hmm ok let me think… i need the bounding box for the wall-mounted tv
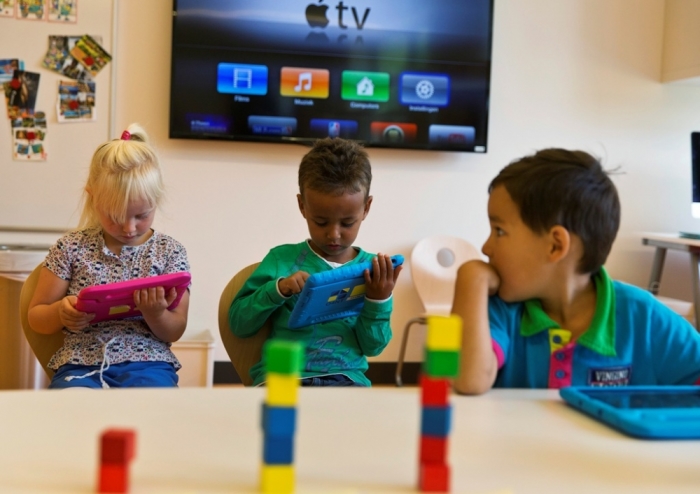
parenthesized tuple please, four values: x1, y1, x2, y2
(169, 0, 494, 152)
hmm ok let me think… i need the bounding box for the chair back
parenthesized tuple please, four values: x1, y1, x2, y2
(218, 262, 271, 386)
(410, 235, 482, 316)
(19, 264, 65, 378)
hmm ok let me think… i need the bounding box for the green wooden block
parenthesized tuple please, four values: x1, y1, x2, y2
(423, 349, 460, 378)
(264, 339, 305, 375)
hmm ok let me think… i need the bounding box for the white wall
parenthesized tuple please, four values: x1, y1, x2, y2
(3, 0, 700, 363)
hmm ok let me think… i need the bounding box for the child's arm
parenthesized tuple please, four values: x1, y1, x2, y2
(28, 267, 94, 334)
(452, 259, 501, 395)
(353, 253, 403, 356)
(228, 255, 293, 338)
(134, 287, 189, 343)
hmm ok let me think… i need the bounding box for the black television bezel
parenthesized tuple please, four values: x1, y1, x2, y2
(168, 0, 494, 153)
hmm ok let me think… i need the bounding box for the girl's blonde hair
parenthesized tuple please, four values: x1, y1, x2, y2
(78, 123, 165, 229)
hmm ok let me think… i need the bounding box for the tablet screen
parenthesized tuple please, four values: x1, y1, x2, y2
(580, 388, 700, 409)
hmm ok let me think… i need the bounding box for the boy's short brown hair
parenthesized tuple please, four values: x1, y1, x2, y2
(298, 137, 372, 199)
(490, 148, 620, 274)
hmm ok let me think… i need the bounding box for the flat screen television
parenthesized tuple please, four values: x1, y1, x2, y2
(169, 0, 494, 152)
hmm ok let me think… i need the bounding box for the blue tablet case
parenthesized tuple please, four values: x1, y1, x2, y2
(560, 386, 700, 439)
(287, 254, 404, 329)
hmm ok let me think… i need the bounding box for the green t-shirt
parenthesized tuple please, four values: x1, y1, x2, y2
(228, 241, 393, 386)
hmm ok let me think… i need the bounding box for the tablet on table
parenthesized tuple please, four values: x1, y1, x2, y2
(75, 272, 191, 324)
(560, 385, 700, 439)
(287, 254, 403, 329)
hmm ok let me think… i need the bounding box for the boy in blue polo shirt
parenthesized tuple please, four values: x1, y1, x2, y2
(453, 148, 700, 395)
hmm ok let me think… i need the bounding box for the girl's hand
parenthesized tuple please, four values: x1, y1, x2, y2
(58, 295, 94, 332)
(364, 253, 403, 300)
(134, 286, 177, 319)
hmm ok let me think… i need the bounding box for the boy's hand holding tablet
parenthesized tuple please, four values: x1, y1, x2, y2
(278, 271, 311, 297)
(286, 254, 403, 329)
(363, 253, 403, 301)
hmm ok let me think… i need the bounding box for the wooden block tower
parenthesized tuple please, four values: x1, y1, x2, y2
(260, 339, 304, 494)
(419, 315, 462, 492)
(97, 428, 136, 493)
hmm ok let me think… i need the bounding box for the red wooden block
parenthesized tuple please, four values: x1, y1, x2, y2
(101, 429, 136, 465)
(420, 435, 448, 464)
(98, 463, 129, 493)
(420, 374, 450, 406)
(419, 463, 450, 492)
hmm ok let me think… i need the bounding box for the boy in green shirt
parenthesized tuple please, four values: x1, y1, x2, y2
(228, 138, 402, 386)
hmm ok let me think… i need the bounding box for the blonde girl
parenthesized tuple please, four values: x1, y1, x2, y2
(28, 124, 190, 388)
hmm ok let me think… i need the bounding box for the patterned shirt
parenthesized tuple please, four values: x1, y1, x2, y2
(44, 228, 190, 370)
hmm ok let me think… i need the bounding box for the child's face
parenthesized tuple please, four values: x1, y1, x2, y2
(97, 196, 155, 250)
(298, 187, 371, 264)
(482, 185, 554, 302)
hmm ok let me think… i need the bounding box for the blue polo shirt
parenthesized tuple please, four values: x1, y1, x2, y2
(489, 268, 700, 388)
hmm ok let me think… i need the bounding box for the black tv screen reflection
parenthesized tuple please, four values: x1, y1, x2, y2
(169, 0, 494, 152)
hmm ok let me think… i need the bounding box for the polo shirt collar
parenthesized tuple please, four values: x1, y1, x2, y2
(519, 267, 616, 357)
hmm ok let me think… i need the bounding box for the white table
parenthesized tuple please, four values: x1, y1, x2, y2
(0, 387, 699, 493)
(642, 233, 700, 325)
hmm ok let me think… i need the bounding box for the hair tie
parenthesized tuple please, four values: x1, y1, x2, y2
(120, 130, 131, 141)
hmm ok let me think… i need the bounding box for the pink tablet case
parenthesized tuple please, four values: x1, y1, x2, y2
(75, 272, 191, 323)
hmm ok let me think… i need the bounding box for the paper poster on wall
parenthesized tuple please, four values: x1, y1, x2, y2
(11, 112, 47, 161)
(70, 35, 111, 78)
(16, 0, 44, 20)
(0, 59, 23, 83)
(0, 0, 15, 17)
(57, 79, 94, 122)
(48, 0, 76, 22)
(3, 69, 40, 119)
(42, 35, 101, 81)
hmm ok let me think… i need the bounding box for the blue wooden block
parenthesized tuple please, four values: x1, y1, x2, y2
(263, 434, 294, 465)
(261, 403, 296, 437)
(421, 404, 452, 437)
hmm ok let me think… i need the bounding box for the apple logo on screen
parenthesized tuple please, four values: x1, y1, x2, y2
(306, 0, 329, 28)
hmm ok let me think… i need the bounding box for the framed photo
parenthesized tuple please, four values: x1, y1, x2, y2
(16, 0, 45, 20)
(48, 0, 76, 22)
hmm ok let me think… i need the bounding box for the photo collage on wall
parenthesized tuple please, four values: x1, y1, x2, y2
(1, 0, 113, 161)
(43, 34, 108, 122)
(10, 113, 47, 161)
(1, 58, 47, 160)
(0, 0, 77, 22)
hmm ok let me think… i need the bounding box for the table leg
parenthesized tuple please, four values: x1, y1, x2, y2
(691, 253, 700, 330)
(648, 247, 667, 295)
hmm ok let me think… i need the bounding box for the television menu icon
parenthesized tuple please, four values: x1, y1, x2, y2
(400, 73, 450, 107)
(187, 114, 231, 134)
(280, 67, 329, 99)
(428, 125, 475, 148)
(248, 116, 297, 136)
(217, 63, 268, 95)
(370, 122, 417, 143)
(341, 71, 390, 102)
(309, 119, 359, 138)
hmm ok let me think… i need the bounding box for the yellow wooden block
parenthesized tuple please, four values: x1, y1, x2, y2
(260, 464, 294, 493)
(426, 315, 462, 351)
(266, 372, 299, 406)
